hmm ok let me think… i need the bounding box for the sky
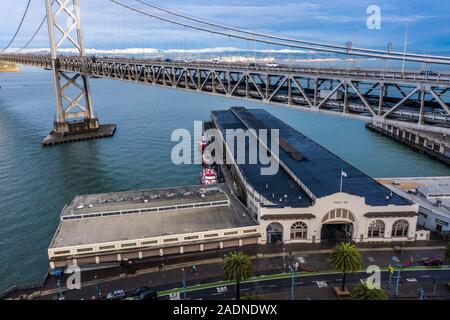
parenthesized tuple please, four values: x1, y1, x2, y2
(0, 0, 449, 54)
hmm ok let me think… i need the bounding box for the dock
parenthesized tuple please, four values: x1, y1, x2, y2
(367, 122, 450, 165)
(42, 124, 116, 146)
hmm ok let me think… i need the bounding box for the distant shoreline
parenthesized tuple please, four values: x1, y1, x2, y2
(0, 62, 21, 73)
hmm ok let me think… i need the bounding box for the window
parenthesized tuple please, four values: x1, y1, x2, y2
(54, 250, 71, 256)
(368, 220, 385, 238)
(121, 243, 137, 248)
(243, 229, 257, 234)
(99, 245, 115, 251)
(224, 231, 238, 236)
(141, 240, 158, 245)
(163, 238, 178, 243)
(184, 235, 199, 241)
(77, 247, 93, 253)
(435, 219, 449, 227)
(322, 209, 355, 223)
(290, 221, 307, 239)
(204, 233, 218, 238)
(391, 219, 409, 237)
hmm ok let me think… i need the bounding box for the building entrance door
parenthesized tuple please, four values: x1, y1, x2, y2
(266, 223, 283, 244)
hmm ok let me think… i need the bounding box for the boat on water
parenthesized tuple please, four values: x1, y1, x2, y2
(201, 167, 218, 185)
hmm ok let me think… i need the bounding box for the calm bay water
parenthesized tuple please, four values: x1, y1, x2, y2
(0, 67, 449, 291)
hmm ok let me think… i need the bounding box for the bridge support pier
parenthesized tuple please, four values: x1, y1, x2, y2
(43, 0, 115, 145)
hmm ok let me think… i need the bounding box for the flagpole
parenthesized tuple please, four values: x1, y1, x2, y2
(340, 170, 343, 192)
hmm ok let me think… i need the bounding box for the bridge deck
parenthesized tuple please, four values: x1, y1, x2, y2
(2, 54, 450, 133)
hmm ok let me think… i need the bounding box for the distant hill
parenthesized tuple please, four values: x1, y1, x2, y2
(0, 62, 20, 72)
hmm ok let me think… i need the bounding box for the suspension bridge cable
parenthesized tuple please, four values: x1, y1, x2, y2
(15, 0, 55, 53)
(1, 0, 33, 53)
(108, 0, 450, 65)
(135, 0, 450, 62)
(15, 14, 47, 53)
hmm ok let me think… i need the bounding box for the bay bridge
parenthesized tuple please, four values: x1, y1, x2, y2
(1, 0, 450, 143)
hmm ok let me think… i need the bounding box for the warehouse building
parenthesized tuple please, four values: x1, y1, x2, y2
(48, 184, 259, 269)
(210, 107, 427, 244)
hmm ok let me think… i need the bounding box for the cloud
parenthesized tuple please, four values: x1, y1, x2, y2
(0, 0, 449, 53)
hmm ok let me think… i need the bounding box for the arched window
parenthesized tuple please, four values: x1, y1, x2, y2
(368, 220, 385, 238)
(290, 221, 307, 239)
(322, 208, 355, 223)
(391, 219, 409, 237)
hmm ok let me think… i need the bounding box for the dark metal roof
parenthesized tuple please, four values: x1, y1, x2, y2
(211, 110, 312, 208)
(211, 107, 412, 207)
(364, 212, 418, 218)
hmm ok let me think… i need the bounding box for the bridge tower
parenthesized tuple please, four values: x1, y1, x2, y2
(45, 0, 100, 137)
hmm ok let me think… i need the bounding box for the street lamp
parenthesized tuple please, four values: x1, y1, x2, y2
(392, 256, 402, 297)
(57, 278, 62, 299)
(401, 242, 405, 261)
(94, 274, 100, 297)
(388, 265, 394, 289)
(290, 264, 296, 300)
(282, 246, 286, 273)
(181, 268, 186, 300)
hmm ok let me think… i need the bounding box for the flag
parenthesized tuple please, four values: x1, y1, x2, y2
(341, 170, 347, 178)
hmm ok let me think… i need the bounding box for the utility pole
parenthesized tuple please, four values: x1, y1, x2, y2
(433, 277, 437, 296)
(388, 265, 394, 289)
(182, 268, 186, 299)
(401, 22, 409, 75)
(290, 264, 296, 300)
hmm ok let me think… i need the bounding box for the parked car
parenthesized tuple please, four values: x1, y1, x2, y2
(106, 289, 126, 300)
(132, 286, 152, 297)
(422, 257, 444, 266)
(138, 289, 158, 300)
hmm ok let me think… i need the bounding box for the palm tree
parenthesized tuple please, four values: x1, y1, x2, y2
(330, 242, 362, 291)
(224, 251, 252, 300)
(445, 243, 450, 263)
(351, 282, 388, 300)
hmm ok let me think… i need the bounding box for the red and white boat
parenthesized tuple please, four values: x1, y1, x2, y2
(201, 167, 218, 185)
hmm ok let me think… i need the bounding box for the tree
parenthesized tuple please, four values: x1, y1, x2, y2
(445, 243, 450, 263)
(224, 251, 252, 300)
(330, 242, 362, 291)
(351, 282, 388, 300)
